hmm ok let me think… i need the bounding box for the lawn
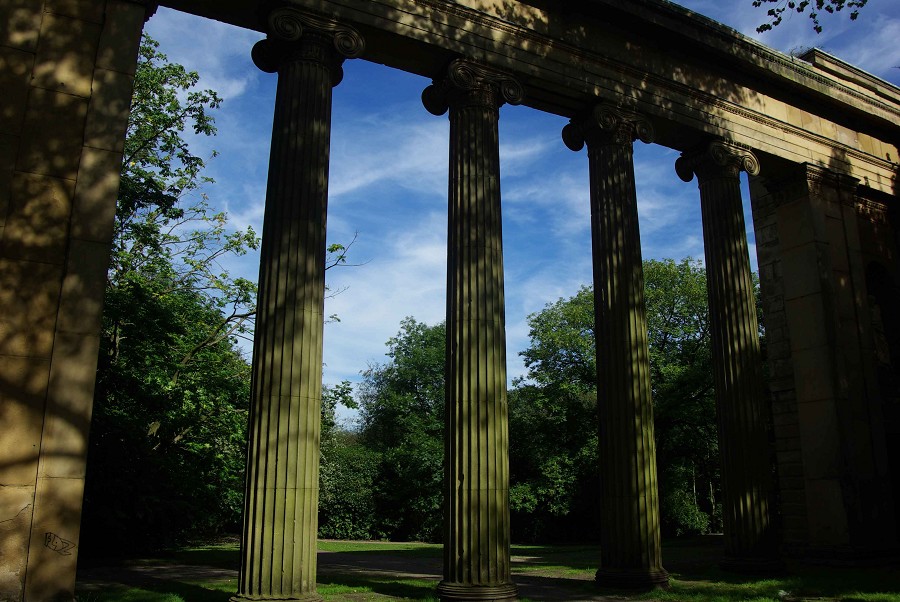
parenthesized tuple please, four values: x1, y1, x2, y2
(75, 538, 900, 601)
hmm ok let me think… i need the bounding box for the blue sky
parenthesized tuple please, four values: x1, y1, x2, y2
(144, 2, 900, 422)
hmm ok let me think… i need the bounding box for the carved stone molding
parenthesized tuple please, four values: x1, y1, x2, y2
(753, 163, 859, 209)
(422, 58, 524, 115)
(804, 163, 860, 205)
(857, 197, 890, 225)
(561, 103, 654, 150)
(676, 139, 761, 182)
(251, 6, 364, 81)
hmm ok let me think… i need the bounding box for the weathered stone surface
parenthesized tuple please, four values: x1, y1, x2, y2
(24, 475, 87, 600)
(564, 103, 668, 589)
(15, 89, 89, 181)
(0, 47, 33, 136)
(0, 2, 142, 600)
(235, 8, 363, 601)
(0, 486, 33, 601)
(2, 172, 75, 265)
(85, 69, 136, 153)
(0, 258, 64, 358)
(678, 140, 781, 571)
(70, 147, 124, 243)
(95, 1, 146, 74)
(0, 356, 51, 485)
(428, 58, 520, 601)
(0, 0, 42, 52)
(31, 14, 102, 98)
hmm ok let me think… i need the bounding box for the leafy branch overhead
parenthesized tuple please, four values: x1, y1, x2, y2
(752, 0, 868, 33)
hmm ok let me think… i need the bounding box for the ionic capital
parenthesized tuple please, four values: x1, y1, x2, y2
(675, 140, 760, 183)
(422, 59, 524, 115)
(561, 103, 654, 151)
(251, 6, 365, 82)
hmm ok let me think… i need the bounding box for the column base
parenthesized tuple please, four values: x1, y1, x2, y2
(595, 566, 670, 590)
(230, 594, 323, 601)
(437, 580, 518, 601)
(720, 554, 786, 575)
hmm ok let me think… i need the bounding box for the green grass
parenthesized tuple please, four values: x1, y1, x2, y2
(317, 574, 440, 600)
(76, 538, 900, 601)
(319, 539, 442, 557)
(76, 578, 236, 602)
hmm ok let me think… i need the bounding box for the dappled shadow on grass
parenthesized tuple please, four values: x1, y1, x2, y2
(75, 538, 900, 601)
(169, 545, 241, 570)
(318, 573, 439, 600)
(76, 572, 236, 602)
(654, 537, 899, 601)
(511, 543, 599, 571)
(319, 544, 443, 559)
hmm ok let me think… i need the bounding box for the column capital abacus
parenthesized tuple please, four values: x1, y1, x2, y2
(251, 6, 365, 83)
(421, 59, 524, 115)
(676, 139, 760, 183)
(561, 103, 654, 151)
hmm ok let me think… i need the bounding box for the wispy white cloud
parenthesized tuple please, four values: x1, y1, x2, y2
(143, 0, 886, 414)
(830, 17, 900, 79)
(146, 8, 261, 100)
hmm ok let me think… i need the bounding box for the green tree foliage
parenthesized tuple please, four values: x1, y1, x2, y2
(81, 36, 258, 554)
(508, 287, 601, 542)
(319, 382, 379, 540)
(357, 318, 446, 542)
(510, 259, 746, 540)
(752, 0, 868, 33)
(644, 258, 719, 536)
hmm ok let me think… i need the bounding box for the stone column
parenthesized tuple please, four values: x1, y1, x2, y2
(562, 104, 669, 589)
(675, 140, 781, 572)
(234, 9, 363, 601)
(422, 59, 522, 602)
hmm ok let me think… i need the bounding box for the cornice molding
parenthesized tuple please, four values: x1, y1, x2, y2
(410, 0, 900, 124)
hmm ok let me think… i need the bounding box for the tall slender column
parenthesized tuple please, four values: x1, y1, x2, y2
(562, 104, 669, 589)
(234, 9, 363, 601)
(422, 59, 522, 602)
(675, 140, 781, 572)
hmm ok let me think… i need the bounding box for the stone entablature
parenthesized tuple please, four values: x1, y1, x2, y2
(163, 0, 899, 195)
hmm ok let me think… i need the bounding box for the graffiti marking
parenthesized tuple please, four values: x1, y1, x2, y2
(44, 532, 76, 555)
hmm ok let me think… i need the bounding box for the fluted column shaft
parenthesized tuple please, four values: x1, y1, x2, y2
(676, 141, 780, 571)
(423, 60, 522, 602)
(563, 105, 668, 589)
(235, 9, 363, 601)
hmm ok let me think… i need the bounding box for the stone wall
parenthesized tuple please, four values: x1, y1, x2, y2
(750, 165, 899, 557)
(0, 1, 144, 599)
(750, 177, 809, 550)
